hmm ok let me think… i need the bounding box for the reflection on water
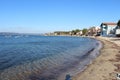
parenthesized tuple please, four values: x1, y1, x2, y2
(0, 36, 97, 80)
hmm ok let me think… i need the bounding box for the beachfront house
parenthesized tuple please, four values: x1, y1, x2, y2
(100, 22, 117, 36)
(87, 28, 95, 36)
(87, 27, 101, 36)
(96, 27, 101, 36)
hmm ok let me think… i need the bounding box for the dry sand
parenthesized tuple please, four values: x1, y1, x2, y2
(72, 37, 120, 80)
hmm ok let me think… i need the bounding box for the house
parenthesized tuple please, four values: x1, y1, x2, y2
(95, 26, 101, 33)
(87, 27, 100, 36)
(95, 27, 101, 36)
(100, 22, 117, 36)
(76, 30, 83, 36)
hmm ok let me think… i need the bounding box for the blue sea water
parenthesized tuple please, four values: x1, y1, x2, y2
(0, 35, 99, 80)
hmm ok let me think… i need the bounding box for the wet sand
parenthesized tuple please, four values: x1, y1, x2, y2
(73, 36, 120, 80)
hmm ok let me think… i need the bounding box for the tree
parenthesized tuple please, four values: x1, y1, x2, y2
(71, 29, 80, 35)
(75, 29, 80, 33)
(117, 20, 120, 27)
(82, 28, 88, 35)
(71, 30, 76, 35)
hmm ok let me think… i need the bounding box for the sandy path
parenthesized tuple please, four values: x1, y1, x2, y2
(73, 37, 120, 80)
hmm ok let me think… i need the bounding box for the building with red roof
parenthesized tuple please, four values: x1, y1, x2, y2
(100, 22, 117, 36)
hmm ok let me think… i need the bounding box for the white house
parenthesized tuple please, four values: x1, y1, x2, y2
(100, 22, 117, 36)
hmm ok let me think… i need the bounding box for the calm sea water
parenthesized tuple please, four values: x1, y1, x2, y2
(0, 35, 98, 80)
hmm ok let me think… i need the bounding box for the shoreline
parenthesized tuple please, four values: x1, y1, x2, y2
(57, 37, 103, 80)
(72, 36, 120, 80)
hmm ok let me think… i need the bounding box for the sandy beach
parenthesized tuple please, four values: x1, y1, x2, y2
(73, 36, 120, 80)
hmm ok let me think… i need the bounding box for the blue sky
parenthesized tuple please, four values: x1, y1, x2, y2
(0, 0, 120, 33)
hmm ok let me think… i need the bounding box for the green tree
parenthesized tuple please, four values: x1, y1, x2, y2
(71, 29, 80, 35)
(117, 20, 120, 27)
(82, 28, 88, 35)
(71, 30, 75, 35)
(75, 29, 80, 33)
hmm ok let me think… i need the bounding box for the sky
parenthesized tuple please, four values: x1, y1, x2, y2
(0, 0, 120, 33)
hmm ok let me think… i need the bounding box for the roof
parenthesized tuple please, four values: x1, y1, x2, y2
(101, 22, 117, 25)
